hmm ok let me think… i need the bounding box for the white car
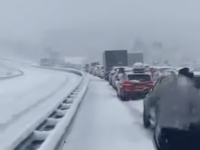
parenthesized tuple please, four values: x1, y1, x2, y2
(150, 66, 173, 81)
(94, 65, 103, 77)
(100, 68, 105, 78)
(109, 66, 124, 85)
(112, 67, 133, 89)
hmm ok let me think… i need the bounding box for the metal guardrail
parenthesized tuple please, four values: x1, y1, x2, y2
(7, 67, 88, 150)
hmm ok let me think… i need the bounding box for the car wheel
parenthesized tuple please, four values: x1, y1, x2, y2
(120, 94, 129, 101)
(143, 109, 151, 128)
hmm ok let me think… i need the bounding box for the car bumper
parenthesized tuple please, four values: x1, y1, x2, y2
(121, 89, 149, 99)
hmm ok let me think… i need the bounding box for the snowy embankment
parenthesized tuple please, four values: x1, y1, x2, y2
(0, 66, 89, 150)
(0, 63, 23, 79)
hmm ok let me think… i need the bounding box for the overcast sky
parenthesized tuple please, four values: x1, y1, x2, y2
(0, 0, 200, 61)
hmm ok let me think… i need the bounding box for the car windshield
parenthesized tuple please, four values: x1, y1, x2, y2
(128, 74, 151, 81)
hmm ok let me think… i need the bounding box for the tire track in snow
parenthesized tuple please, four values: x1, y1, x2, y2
(122, 101, 153, 140)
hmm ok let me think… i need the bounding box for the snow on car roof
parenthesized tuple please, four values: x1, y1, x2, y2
(162, 69, 200, 77)
(150, 66, 173, 69)
(112, 66, 127, 69)
(126, 72, 151, 76)
(193, 71, 200, 76)
(125, 67, 133, 71)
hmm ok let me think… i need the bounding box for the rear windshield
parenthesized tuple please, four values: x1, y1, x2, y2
(128, 74, 151, 81)
(193, 76, 200, 89)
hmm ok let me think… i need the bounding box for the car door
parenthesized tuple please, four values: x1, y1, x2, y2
(144, 76, 168, 123)
(144, 76, 165, 109)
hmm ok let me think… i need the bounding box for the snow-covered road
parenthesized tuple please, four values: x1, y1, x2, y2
(0, 60, 82, 149)
(0, 65, 70, 125)
(62, 76, 154, 150)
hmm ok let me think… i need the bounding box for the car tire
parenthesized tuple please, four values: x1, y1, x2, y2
(143, 109, 151, 128)
(120, 94, 129, 101)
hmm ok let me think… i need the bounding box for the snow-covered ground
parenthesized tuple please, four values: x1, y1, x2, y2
(0, 62, 22, 78)
(0, 60, 82, 149)
(62, 76, 154, 150)
(0, 67, 68, 125)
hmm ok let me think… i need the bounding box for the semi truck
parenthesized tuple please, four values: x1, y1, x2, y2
(128, 52, 144, 66)
(103, 50, 128, 71)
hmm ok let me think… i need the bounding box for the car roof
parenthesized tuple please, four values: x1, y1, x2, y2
(161, 70, 200, 78)
(124, 67, 133, 71)
(113, 66, 130, 70)
(194, 71, 200, 76)
(150, 66, 173, 69)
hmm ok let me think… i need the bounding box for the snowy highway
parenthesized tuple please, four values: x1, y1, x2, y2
(0, 64, 71, 124)
(0, 60, 156, 150)
(62, 76, 155, 150)
(0, 60, 83, 150)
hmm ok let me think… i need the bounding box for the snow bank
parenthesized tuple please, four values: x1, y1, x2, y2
(0, 73, 67, 124)
(32, 64, 83, 76)
(0, 69, 23, 79)
(38, 75, 89, 150)
(0, 62, 23, 79)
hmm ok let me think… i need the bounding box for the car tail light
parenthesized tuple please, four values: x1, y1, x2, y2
(146, 81, 154, 87)
(122, 81, 132, 87)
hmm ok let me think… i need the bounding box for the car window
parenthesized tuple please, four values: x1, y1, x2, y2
(127, 74, 151, 81)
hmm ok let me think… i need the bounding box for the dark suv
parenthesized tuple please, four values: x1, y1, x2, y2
(143, 70, 200, 129)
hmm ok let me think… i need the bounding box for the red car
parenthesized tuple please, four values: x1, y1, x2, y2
(117, 72, 153, 100)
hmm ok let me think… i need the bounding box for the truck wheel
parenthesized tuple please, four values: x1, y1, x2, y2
(143, 109, 151, 128)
